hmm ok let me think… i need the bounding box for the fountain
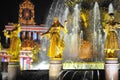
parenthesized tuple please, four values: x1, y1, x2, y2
(32, 0, 120, 80)
(45, 0, 68, 26)
(41, 0, 105, 63)
(92, 2, 104, 61)
(32, 0, 107, 70)
(64, 4, 81, 60)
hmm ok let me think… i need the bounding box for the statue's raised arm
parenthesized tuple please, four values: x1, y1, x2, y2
(4, 24, 21, 62)
(3, 29, 10, 38)
(115, 22, 120, 29)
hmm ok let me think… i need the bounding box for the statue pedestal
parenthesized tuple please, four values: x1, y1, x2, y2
(8, 62, 20, 80)
(49, 60, 62, 80)
(105, 58, 119, 80)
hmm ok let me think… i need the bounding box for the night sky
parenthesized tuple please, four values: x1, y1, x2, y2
(0, 0, 53, 46)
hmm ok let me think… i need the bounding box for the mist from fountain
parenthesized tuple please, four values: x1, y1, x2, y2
(71, 4, 80, 57)
(92, 2, 104, 61)
(32, 1, 111, 80)
(45, 0, 68, 27)
(64, 4, 81, 61)
(33, 1, 106, 70)
(41, 0, 82, 61)
(33, 0, 70, 69)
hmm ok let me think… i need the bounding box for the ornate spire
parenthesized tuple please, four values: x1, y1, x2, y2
(19, 0, 35, 25)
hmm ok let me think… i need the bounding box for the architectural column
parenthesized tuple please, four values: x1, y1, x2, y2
(22, 31, 26, 40)
(20, 52, 24, 70)
(28, 31, 31, 39)
(33, 32, 37, 40)
(36, 32, 39, 40)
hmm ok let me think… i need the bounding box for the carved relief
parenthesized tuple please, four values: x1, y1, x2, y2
(19, 0, 35, 25)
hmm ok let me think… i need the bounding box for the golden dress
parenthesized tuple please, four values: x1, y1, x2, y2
(42, 23, 67, 59)
(104, 24, 119, 50)
(4, 24, 21, 61)
(104, 22, 120, 58)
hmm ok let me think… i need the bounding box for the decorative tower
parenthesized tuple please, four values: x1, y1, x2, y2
(19, 0, 35, 25)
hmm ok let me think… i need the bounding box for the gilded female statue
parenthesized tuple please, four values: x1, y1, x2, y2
(41, 17, 67, 60)
(103, 13, 120, 58)
(4, 24, 21, 61)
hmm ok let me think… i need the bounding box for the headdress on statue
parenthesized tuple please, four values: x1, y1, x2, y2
(53, 17, 59, 21)
(53, 17, 60, 24)
(108, 3, 114, 16)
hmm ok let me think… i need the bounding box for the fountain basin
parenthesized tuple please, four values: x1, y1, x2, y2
(32, 62, 105, 70)
(63, 62, 104, 69)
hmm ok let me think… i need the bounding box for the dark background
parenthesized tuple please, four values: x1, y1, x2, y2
(0, 0, 53, 25)
(0, 0, 53, 46)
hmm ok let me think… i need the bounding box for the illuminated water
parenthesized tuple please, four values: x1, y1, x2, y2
(33, 1, 113, 70)
(92, 2, 104, 61)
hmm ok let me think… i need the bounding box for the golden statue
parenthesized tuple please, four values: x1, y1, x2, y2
(41, 17, 67, 60)
(103, 13, 120, 58)
(4, 24, 21, 62)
